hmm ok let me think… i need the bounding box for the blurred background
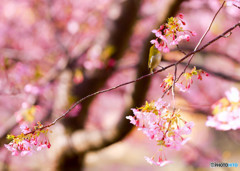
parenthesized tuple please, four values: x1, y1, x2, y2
(0, 0, 240, 170)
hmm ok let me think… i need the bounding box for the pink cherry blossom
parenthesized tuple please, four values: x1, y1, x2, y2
(225, 87, 239, 102)
(125, 115, 136, 125)
(150, 14, 196, 53)
(4, 143, 19, 156)
(178, 122, 195, 135)
(226, 0, 240, 6)
(176, 83, 189, 92)
(126, 98, 194, 166)
(174, 67, 208, 93)
(5, 123, 51, 156)
(20, 124, 31, 134)
(206, 87, 240, 131)
(144, 156, 172, 167)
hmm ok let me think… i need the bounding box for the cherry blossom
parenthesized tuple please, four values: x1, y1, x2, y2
(144, 155, 172, 167)
(225, 87, 239, 102)
(226, 0, 240, 6)
(126, 98, 194, 166)
(150, 13, 196, 53)
(206, 87, 240, 131)
(20, 124, 31, 134)
(161, 67, 208, 93)
(4, 122, 51, 156)
(175, 83, 189, 93)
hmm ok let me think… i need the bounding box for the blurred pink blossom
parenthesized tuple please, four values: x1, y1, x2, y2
(144, 156, 172, 167)
(226, 0, 240, 6)
(206, 87, 240, 131)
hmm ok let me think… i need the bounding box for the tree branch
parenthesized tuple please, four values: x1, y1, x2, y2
(40, 21, 240, 132)
(55, 0, 187, 170)
(62, 0, 143, 132)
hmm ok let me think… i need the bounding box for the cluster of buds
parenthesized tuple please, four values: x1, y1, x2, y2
(150, 13, 196, 53)
(206, 87, 240, 131)
(4, 122, 51, 156)
(126, 98, 194, 166)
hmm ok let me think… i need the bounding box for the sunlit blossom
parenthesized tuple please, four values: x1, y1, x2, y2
(126, 98, 194, 166)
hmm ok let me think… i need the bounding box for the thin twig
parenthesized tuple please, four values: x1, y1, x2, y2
(161, 65, 178, 141)
(177, 45, 187, 55)
(233, 4, 240, 9)
(177, 1, 226, 82)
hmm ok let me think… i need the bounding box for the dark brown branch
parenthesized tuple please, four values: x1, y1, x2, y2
(40, 21, 240, 132)
(233, 4, 240, 9)
(56, 1, 187, 169)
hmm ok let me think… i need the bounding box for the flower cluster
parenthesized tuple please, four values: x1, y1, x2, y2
(176, 67, 209, 92)
(4, 122, 51, 156)
(150, 13, 196, 53)
(160, 73, 174, 93)
(160, 67, 208, 93)
(126, 98, 194, 166)
(206, 87, 240, 131)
